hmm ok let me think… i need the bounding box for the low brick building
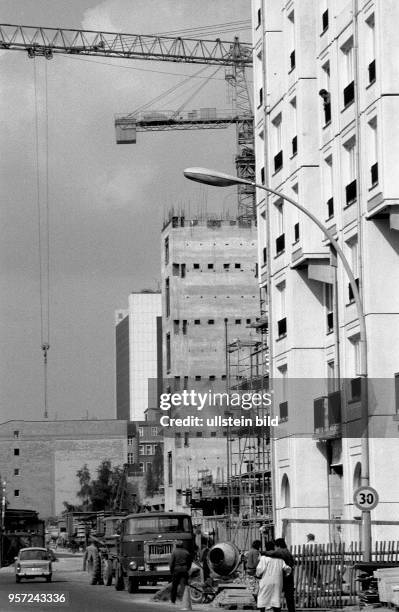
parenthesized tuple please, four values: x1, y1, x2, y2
(0, 419, 128, 519)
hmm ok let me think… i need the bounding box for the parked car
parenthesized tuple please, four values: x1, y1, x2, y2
(15, 547, 52, 583)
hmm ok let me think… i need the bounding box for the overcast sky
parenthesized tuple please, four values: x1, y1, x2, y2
(0, 0, 250, 422)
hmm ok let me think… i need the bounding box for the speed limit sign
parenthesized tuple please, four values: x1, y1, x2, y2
(353, 486, 379, 511)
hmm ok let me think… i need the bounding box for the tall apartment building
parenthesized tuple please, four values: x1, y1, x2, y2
(161, 215, 260, 512)
(115, 291, 162, 422)
(252, 0, 399, 544)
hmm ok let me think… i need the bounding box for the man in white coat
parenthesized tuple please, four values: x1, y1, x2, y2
(256, 541, 291, 612)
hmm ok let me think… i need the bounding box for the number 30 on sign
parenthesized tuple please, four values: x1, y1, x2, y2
(353, 486, 379, 511)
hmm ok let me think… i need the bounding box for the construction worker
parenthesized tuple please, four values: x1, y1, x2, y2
(169, 541, 193, 605)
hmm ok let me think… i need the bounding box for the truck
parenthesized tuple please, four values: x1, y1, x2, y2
(84, 511, 195, 593)
(1, 509, 45, 567)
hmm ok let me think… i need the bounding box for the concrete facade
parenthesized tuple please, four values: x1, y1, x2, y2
(115, 291, 162, 421)
(252, 0, 399, 544)
(161, 215, 259, 512)
(0, 419, 127, 519)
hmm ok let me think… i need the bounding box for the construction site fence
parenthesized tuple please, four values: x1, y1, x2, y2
(288, 541, 399, 608)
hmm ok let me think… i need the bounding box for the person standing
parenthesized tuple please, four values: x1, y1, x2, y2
(256, 541, 291, 612)
(246, 540, 262, 576)
(265, 538, 296, 612)
(169, 542, 193, 604)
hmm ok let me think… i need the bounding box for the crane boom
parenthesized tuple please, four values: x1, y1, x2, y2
(0, 23, 252, 66)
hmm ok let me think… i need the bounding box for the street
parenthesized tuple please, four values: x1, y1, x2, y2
(0, 553, 193, 612)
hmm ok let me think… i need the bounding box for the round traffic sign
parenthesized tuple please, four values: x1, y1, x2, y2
(353, 486, 379, 511)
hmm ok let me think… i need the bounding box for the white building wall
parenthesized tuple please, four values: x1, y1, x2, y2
(253, 0, 399, 545)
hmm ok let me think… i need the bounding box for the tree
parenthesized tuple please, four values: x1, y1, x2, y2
(90, 460, 113, 511)
(76, 464, 91, 509)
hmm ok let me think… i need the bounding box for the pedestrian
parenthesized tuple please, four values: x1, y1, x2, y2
(246, 540, 262, 576)
(305, 533, 321, 588)
(199, 538, 211, 583)
(256, 541, 291, 612)
(169, 541, 193, 605)
(265, 537, 296, 612)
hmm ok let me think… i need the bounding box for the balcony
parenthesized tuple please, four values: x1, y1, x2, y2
(290, 50, 296, 71)
(368, 59, 376, 84)
(277, 317, 287, 338)
(343, 81, 355, 107)
(292, 135, 297, 156)
(327, 197, 334, 219)
(275, 233, 285, 255)
(313, 390, 342, 439)
(274, 150, 283, 173)
(371, 162, 378, 187)
(345, 179, 357, 205)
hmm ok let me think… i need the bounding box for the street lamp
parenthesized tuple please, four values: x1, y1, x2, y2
(184, 167, 371, 560)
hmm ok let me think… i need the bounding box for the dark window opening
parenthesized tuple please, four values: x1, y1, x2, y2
(164, 236, 169, 265)
(184, 432, 189, 447)
(327, 197, 334, 218)
(324, 100, 331, 125)
(14, 490, 20, 497)
(165, 278, 170, 317)
(193, 263, 200, 269)
(235, 263, 241, 269)
(181, 263, 186, 278)
(276, 233, 285, 255)
(262, 247, 267, 265)
(235, 319, 242, 325)
(196, 432, 203, 437)
(168, 451, 173, 485)
(279, 401, 288, 421)
(327, 311, 334, 333)
(371, 162, 378, 186)
(343, 80, 355, 107)
(259, 87, 263, 106)
(246, 318, 251, 324)
(14, 430, 19, 439)
(274, 150, 283, 173)
(292, 135, 297, 156)
(166, 333, 171, 372)
(195, 375, 201, 381)
(208, 319, 215, 325)
(322, 9, 329, 32)
(172, 263, 179, 276)
(182, 320, 187, 335)
(257, 7, 262, 27)
(208, 263, 214, 270)
(194, 319, 200, 325)
(260, 166, 265, 184)
(173, 320, 179, 334)
(278, 317, 287, 338)
(290, 50, 296, 70)
(224, 263, 230, 270)
(14, 448, 19, 456)
(345, 179, 357, 205)
(209, 375, 216, 381)
(368, 59, 376, 84)
(14, 469, 19, 476)
(294, 222, 300, 242)
(348, 278, 360, 303)
(350, 377, 361, 401)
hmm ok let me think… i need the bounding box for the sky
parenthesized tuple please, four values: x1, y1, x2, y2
(0, 0, 251, 422)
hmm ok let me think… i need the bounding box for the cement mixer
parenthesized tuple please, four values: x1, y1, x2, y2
(207, 542, 241, 577)
(189, 542, 243, 604)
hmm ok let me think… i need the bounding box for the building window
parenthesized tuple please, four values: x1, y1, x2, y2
(184, 432, 189, 447)
(127, 453, 134, 465)
(208, 263, 214, 270)
(139, 462, 144, 473)
(181, 263, 186, 278)
(224, 263, 230, 270)
(146, 462, 152, 473)
(278, 365, 288, 421)
(146, 444, 153, 455)
(343, 137, 357, 206)
(257, 7, 262, 27)
(209, 375, 216, 381)
(366, 14, 376, 84)
(321, 61, 331, 125)
(14, 490, 19, 497)
(182, 320, 187, 335)
(165, 277, 170, 317)
(127, 436, 134, 446)
(196, 432, 203, 437)
(275, 201, 285, 255)
(14, 469, 19, 476)
(173, 320, 179, 334)
(325, 284, 334, 333)
(235, 263, 241, 269)
(260, 166, 265, 184)
(259, 87, 263, 107)
(276, 282, 287, 338)
(327, 360, 336, 394)
(293, 222, 300, 243)
(246, 319, 251, 324)
(195, 375, 201, 381)
(168, 451, 173, 484)
(14, 448, 19, 456)
(193, 263, 200, 269)
(347, 236, 359, 303)
(272, 114, 283, 172)
(341, 37, 355, 107)
(151, 427, 158, 436)
(235, 319, 242, 325)
(139, 445, 145, 455)
(322, 9, 329, 32)
(262, 247, 267, 265)
(164, 236, 169, 265)
(14, 430, 19, 439)
(172, 263, 179, 276)
(368, 117, 378, 187)
(288, 10, 295, 71)
(194, 320, 200, 325)
(138, 427, 144, 437)
(323, 155, 333, 217)
(208, 319, 215, 325)
(166, 333, 171, 372)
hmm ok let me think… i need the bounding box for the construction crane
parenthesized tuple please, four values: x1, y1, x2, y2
(0, 23, 255, 221)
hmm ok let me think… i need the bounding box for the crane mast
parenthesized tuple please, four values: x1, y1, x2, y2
(0, 23, 255, 220)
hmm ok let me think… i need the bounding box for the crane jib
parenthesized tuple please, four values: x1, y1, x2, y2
(0, 24, 253, 66)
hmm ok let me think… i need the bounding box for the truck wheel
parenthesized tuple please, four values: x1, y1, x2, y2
(102, 558, 113, 586)
(15, 576, 21, 584)
(114, 563, 125, 591)
(127, 577, 139, 593)
(46, 575, 52, 583)
(87, 548, 101, 585)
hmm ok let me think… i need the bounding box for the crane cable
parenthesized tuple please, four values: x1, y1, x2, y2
(33, 57, 51, 419)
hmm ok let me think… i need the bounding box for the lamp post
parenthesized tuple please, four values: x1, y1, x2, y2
(184, 167, 371, 560)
